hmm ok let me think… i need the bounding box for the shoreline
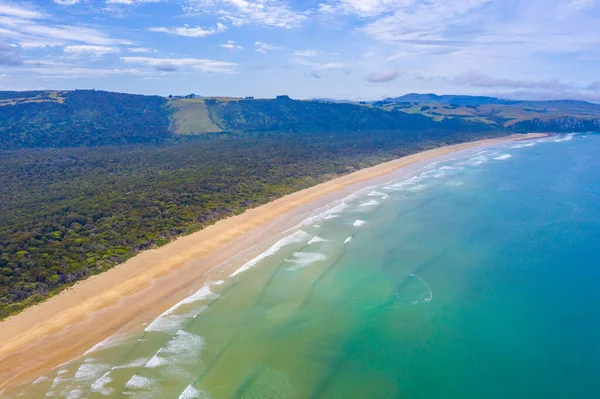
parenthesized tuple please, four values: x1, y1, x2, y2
(0, 133, 546, 393)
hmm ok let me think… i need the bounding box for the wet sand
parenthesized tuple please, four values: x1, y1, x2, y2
(0, 133, 545, 393)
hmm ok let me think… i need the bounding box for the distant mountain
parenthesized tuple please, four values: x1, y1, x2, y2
(384, 93, 517, 106)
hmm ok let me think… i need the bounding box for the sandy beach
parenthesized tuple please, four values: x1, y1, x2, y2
(0, 133, 545, 394)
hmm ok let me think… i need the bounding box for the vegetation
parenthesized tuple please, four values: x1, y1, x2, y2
(0, 90, 170, 150)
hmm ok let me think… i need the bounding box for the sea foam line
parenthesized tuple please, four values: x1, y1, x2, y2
(230, 230, 311, 277)
(493, 154, 513, 161)
(410, 274, 433, 304)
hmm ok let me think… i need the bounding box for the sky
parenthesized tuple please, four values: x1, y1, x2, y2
(0, 0, 599, 100)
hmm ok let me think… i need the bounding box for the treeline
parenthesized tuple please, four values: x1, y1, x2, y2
(0, 128, 501, 319)
(0, 90, 171, 150)
(207, 97, 493, 135)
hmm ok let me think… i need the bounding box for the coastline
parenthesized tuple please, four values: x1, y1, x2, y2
(0, 133, 546, 393)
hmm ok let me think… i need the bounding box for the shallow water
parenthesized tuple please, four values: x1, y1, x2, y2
(9, 133, 600, 398)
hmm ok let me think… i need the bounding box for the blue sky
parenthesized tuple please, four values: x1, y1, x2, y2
(0, 0, 599, 100)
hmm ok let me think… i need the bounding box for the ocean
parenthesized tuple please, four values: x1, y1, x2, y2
(9, 132, 600, 399)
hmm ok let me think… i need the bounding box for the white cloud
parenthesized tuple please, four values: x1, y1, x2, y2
(121, 56, 237, 73)
(184, 0, 308, 29)
(219, 40, 243, 49)
(294, 50, 318, 57)
(54, 0, 82, 5)
(0, 3, 45, 19)
(106, 0, 165, 4)
(255, 41, 286, 53)
(127, 47, 151, 53)
(64, 45, 120, 56)
(148, 23, 227, 37)
(0, 14, 130, 48)
(292, 56, 348, 70)
(319, 0, 406, 17)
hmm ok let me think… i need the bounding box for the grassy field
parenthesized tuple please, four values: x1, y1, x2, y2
(168, 98, 223, 134)
(0, 91, 66, 106)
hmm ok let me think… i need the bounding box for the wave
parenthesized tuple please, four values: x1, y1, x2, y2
(286, 252, 327, 270)
(553, 133, 576, 142)
(74, 359, 109, 382)
(125, 374, 152, 389)
(145, 330, 205, 370)
(344, 237, 352, 244)
(384, 176, 421, 190)
(353, 219, 366, 227)
(84, 333, 126, 355)
(230, 230, 311, 277)
(360, 200, 380, 207)
(407, 184, 427, 192)
(144, 309, 202, 333)
(300, 201, 349, 226)
(493, 154, 513, 161)
(368, 190, 386, 197)
(308, 235, 328, 245)
(178, 385, 206, 399)
(90, 372, 113, 396)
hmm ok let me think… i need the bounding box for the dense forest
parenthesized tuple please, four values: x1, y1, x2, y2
(0, 90, 170, 150)
(0, 89, 595, 319)
(206, 96, 493, 135)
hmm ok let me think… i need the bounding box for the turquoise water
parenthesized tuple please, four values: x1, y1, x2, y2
(9, 133, 600, 398)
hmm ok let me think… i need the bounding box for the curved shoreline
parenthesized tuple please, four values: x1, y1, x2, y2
(0, 134, 546, 393)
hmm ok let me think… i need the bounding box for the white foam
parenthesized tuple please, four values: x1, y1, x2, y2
(178, 385, 206, 399)
(300, 201, 349, 226)
(144, 313, 193, 333)
(212, 280, 225, 285)
(494, 154, 513, 160)
(344, 237, 352, 244)
(91, 372, 113, 396)
(84, 334, 125, 355)
(368, 191, 386, 197)
(439, 165, 462, 171)
(111, 358, 150, 370)
(382, 194, 390, 200)
(66, 389, 83, 399)
(553, 133, 576, 142)
(385, 176, 421, 190)
(353, 219, 366, 227)
(145, 349, 166, 368)
(407, 184, 427, 192)
(308, 235, 328, 245)
(125, 374, 152, 389)
(152, 286, 217, 320)
(230, 230, 311, 277)
(461, 155, 488, 166)
(421, 170, 446, 178)
(286, 252, 327, 269)
(410, 274, 433, 304)
(145, 330, 205, 370)
(74, 359, 108, 381)
(360, 200, 380, 207)
(33, 375, 49, 385)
